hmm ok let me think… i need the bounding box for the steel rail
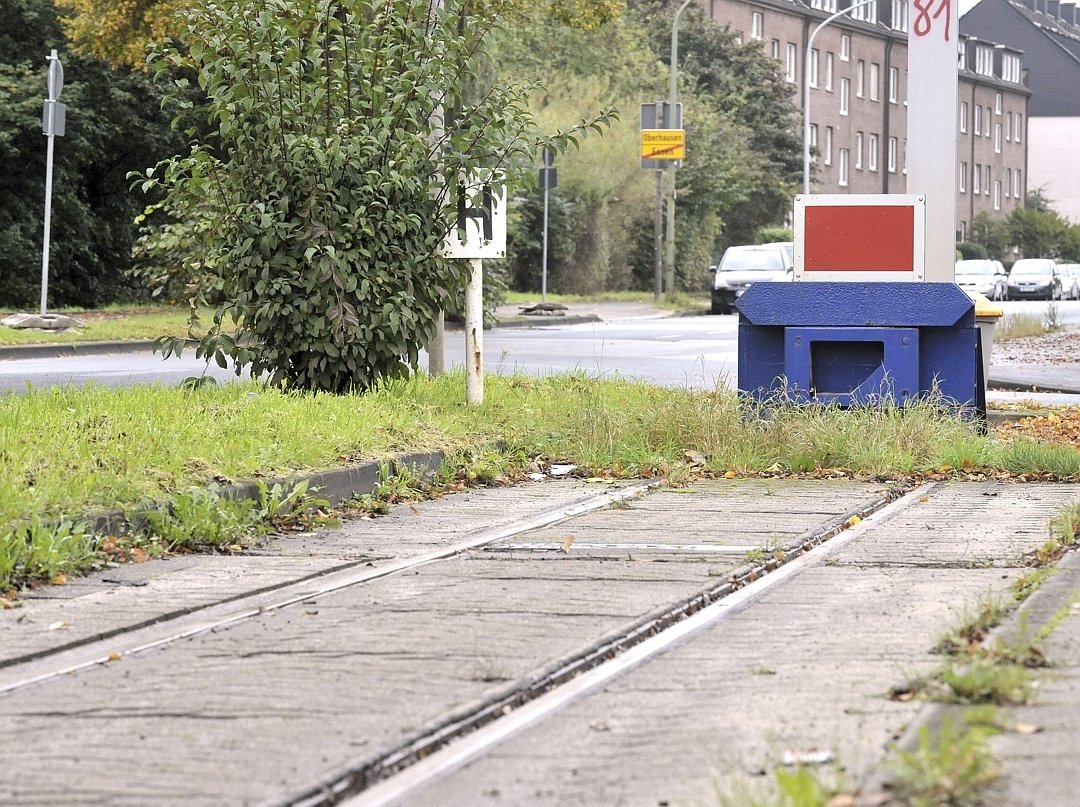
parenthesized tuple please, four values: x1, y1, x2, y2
(0, 481, 659, 698)
(272, 482, 931, 807)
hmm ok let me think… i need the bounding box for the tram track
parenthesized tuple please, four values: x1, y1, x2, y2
(273, 481, 927, 807)
(0, 480, 659, 697)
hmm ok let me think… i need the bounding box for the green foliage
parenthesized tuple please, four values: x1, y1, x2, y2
(0, 516, 95, 588)
(1008, 205, 1070, 259)
(143, 485, 264, 550)
(956, 241, 987, 260)
(0, 0, 183, 308)
(887, 714, 1000, 807)
(968, 212, 1010, 261)
(755, 226, 794, 245)
(144, 0, 613, 392)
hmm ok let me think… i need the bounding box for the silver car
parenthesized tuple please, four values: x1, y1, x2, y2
(710, 242, 794, 314)
(955, 258, 1007, 301)
(1007, 258, 1062, 301)
(1057, 264, 1080, 300)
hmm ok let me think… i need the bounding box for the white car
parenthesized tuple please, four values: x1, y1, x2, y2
(954, 259, 1007, 301)
(710, 242, 794, 314)
(1057, 264, 1080, 300)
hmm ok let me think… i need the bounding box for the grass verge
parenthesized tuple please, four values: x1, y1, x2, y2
(993, 312, 1053, 342)
(0, 305, 217, 345)
(2, 374, 1079, 592)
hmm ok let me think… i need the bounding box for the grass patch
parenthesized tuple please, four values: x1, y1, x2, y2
(1, 375, 1079, 591)
(502, 289, 708, 313)
(993, 312, 1052, 342)
(0, 306, 220, 345)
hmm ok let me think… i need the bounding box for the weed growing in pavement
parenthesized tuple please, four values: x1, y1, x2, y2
(710, 763, 852, 807)
(886, 710, 1001, 807)
(143, 486, 265, 551)
(933, 594, 1010, 656)
(937, 659, 1032, 705)
(1045, 300, 1062, 331)
(0, 516, 95, 590)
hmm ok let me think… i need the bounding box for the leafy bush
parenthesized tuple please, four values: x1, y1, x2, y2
(144, 0, 613, 392)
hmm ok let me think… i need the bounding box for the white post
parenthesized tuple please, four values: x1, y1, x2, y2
(541, 181, 549, 303)
(906, 0, 958, 281)
(803, 0, 877, 195)
(464, 257, 484, 405)
(40, 128, 55, 317)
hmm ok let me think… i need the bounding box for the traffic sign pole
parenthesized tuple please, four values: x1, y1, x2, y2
(40, 49, 64, 317)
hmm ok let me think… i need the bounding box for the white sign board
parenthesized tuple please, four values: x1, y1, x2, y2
(906, 0, 958, 282)
(441, 179, 507, 260)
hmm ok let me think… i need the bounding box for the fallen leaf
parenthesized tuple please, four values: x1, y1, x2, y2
(683, 450, 707, 466)
(1014, 723, 1043, 735)
(724, 470, 737, 479)
(561, 535, 575, 554)
(48, 621, 69, 631)
(130, 547, 149, 563)
(107, 651, 123, 662)
(847, 515, 862, 527)
(826, 796, 858, 807)
(49, 574, 68, 586)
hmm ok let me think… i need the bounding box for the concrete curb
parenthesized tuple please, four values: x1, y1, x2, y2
(988, 377, 1080, 395)
(86, 450, 444, 539)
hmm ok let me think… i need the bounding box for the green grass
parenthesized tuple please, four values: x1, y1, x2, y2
(0, 305, 215, 345)
(994, 312, 1052, 342)
(502, 289, 708, 312)
(2, 375, 1079, 591)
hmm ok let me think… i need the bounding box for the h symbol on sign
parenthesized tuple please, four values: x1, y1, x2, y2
(457, 182, 493, 244)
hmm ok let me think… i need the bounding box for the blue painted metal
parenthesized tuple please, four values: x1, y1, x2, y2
(737, 281, 978, 412)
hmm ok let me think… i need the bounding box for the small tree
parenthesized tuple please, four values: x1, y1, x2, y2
(145, 0, 611, 392)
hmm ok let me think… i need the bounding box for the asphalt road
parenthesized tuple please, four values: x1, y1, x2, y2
(0, 299, 1076, 393)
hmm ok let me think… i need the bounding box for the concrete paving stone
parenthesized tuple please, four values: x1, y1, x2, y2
(392, 482, 1079, 807)
(0, 480, 887, 806)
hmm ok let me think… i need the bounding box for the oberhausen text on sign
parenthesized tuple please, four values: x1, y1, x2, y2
(640, 129, 685, 160)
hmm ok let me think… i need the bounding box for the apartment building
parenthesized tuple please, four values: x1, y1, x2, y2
(961, 0, 1080, 223)
(704, 0, 1030, 240)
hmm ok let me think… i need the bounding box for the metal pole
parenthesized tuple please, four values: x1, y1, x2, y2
(665, 0, 694, 300)
(464, 257, 484, 405)
(541, 181, 549, 303)
(40, 127, 55, 316)
(803, 0, 877, 195)
(654, 170, 663, 301)
(426, 0, 445, 375)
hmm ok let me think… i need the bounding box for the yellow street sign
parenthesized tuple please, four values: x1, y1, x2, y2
(640, 128, 685, 160)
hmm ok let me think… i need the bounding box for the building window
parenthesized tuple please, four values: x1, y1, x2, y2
(1013, 169, 1021, 197)
(840, 34, 850, 61)
(959, 220, 967, 241)
(825, 52, 834, 91)
(995, 93, 1002, 114)
(889, 137, 898, 173)
(839, 77, 849, 115)
(1005, 168, 1012, 198)
(810, 123, 818, 162)
(771, 39, 780, 60)
(959, 161, 967, 192)
(984, 165, 991, 195)
(1015, 113, 1022, 142)
(973, 163, 981, 194)
(811, 0, 838, 10)
(975, 45, 994, 76)
(824, 126, 833, 165)
(855, 131, 864, 169)
(892, 0, 908, 31)
(974, 105, 981, 136)
(869, 63, 880, 101)
(889, 66, 899, 103)
(839, 148, 849, 186)
(994, 123, 1001, 153)
(1002, 53, 1022, 83)
(868, 133, 878, 172)
(856, 60, 865, 98)
(851, 0, 877, 22)
(1005, 113, 1011, 141)
(751, 11, 763, 40)
(809, 48, 819, 88)
(985, 107, 992, 136)
(960, 102, 968, 133)
(786, 43, 797, 83)
(958, 39, 967, 69)
(994, 180, 1002, 210)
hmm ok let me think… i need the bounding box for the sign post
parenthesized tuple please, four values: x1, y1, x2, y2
(441, 178, 507, 406)
(906, 0, 958, 281)
(640, 101, 683, 301)
(539, 148, 557, 304)
(41, 49, 65, 316)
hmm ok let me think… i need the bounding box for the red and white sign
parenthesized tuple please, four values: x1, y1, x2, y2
(794, 194, 926, 281)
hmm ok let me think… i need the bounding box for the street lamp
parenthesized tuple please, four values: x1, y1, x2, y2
(803, 0, 877, 195)
(665, 0, 695, 299)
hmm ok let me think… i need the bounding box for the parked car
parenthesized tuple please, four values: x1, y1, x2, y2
(1006, 258, 1063, 301)
(1058, 263, 1080, 300)
(954, 258, 1007, 301)
(710, 242, 794, 314)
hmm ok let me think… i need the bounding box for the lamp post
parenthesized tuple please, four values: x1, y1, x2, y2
(803, 0, 877, 195)
(664, 0, 695, 299)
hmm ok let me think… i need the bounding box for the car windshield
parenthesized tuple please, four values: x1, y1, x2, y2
(955, 261, 992, 275)
(1012, 261, 1052, 276)
(719, 250, 785, 272)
